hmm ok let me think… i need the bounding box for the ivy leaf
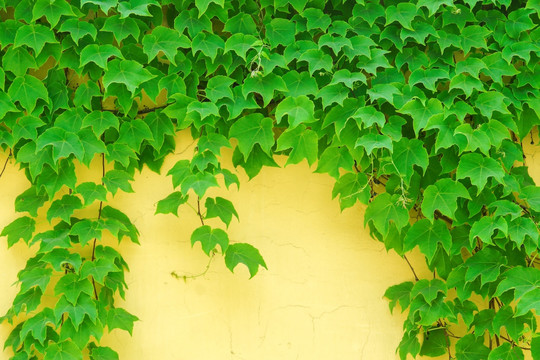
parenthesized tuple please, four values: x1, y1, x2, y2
(36, 128, 84, 162)
(41, 248, 82, 273)
(14, 24, 57, 55)
(229, 113, 274, 157)
(282, 71, 318, 97)
(80, 258, 120, 284)
(408, 68, 448, 92)
(8, 75, 49, 112)
(117, 119, 154, 151)
(449, 73, 485, 97)
(399, 98, 443, 135)
(191, 31, 224, 62)
(59, 19, 97, 45)
(54, 273, 94, 305)
(47, 195, 83, 223)
(420, 329, 447, 357)
(481, 53, 520, 85)
(142, 26, 189, 65)
(265, 18, 295, 47)
(76, 182, 107, 206)
(469, 216, 507, 246)
(385, 3, 418, 30)
(204, 197, 239, 227)
(20, 308, 56, 345)
(455, 334, 490, 360)
(80, 0, 118, 12)
(155, 191, 188, 216)
(496, 267, 540, 300)
(82, 111, 119, 137)
(191, 225, 229, 255)
(384, 281, 413, 313)
(519, 186, 540, 212)
(465, 247, 506, 285)
(70, 219, 102, 246)
(332, 172, 370, 210)
(117, 0, 158, 17)
(205, 75, 234, 103)
(421, 179, 471, 221)
(34, 229, 71, 253)
(456, 153, 505, 192)
(416, 0, 453, 17)
(298, 49, 333, 75)
(12, 115, 45, 142)
(460, 26, 491, 54)
(80, 44, 124, 70)
(492, 306, 526, 340)
(1, 216, 35, 248)
(365, 193, 409, 237)
(242, 73, 287, 107)
(102, 170, 134, 196)
(180, 172, 219, 198)
(404, 219, 452, 263)
(224, 243, 267, 278)
(33, 0, 75, 28)
(54, 294, 97, 330)
(276, 125, 318, 166)
(107, 308, 138, 335)
(101, 15, 140, 43)
(103, 60, 155, 95)
(314, 146, 354, 179)
(355, 133, 393, 155)
(90, 346, 119, 360)
(2, 47, 38, 77)
(487, 343, 524, 360)
(224, 33, 257, 61)
(391, 138, 429, 183)
(275, 96, 315, 128)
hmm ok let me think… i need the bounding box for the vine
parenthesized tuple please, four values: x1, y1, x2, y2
(0, 0, 539, 359)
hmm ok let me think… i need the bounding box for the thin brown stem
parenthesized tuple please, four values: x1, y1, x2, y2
(196, 197, 205, 226)
(403, 254, 419, 281)
(0, 150, 12, 178)
(91, 153, 106, 299)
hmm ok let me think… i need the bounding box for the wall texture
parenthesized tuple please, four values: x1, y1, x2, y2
(1, 130, 538, 360)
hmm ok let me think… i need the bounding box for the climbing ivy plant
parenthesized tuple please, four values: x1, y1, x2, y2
(0, 0, 539, 358)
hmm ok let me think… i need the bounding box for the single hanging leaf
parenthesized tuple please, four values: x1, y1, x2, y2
(101, 15, 140, 43)
(80, 44, 124, 70)
(469, 216, 508, 245)
(224, 33, 257, 61)
(465, 247, 507, 285)
(460, 26, 491, 54)
(224, 243, 267, 278)
(36, 128, 84, 162)
(275, 96, 316, 128)
(103, 59, 155, 95)
(76, 182, 107, 206)
(391, 138, 429, 183)
(455, 334, 490, 360)
(8, 75, 49, 112)
(364, 193, 409, 237)
(229, 113, 274, 158)
(180, 172, 219, 198)
(332, 172, 370, 210)
(205, 75, 234, 103)
(82, 111, 120, 137)
(59, 19, 97, 45)
(70, 219, 103, 246)
(90, 346, 119, 360)
(265, 18, 296, 47)
(242, 73, 287, 107)
(404, 219, 452, 263)
(314, 146, 354, 179)
(14, 24, 57, 55)
(456, 153, 505, 192)
(421, 179, 471, 221)
(47, 195, 83, 223)
(32, 0, 75, 28)
(102, 170, 134, 195)
(1, 216, 36, 248)
(191, 31, 224, 62)
(385, 3, 418, 30)
(384, 281, 413, 313)
(205, 197, 239, 227)
(276, 125, 318, 166)
(142, 26, 189, 65)
(106, 308, 138, 335)
(155, 192, 188, 216)
(191, 225, 229, 255)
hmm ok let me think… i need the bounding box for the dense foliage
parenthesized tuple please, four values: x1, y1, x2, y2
(0, 0, 539, 358)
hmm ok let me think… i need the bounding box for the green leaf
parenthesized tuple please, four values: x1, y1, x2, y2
(417, 0, 453, 17)
(519, 186, 540, 212)
(408, 68, 448, 92)
(20, 308, 55, 345)
(191, 31, 224, 62)
(470, 216, 507, 245)
(36, 128, 84, 162)
(155, 191, 188, 216)
(54, 294, 97, 330)
(8, 75, 49, 112)
(365, 193, 409, 237)
(180, 172, 219, 198)
(449, 73, 485, 97)
(117, 119, 154, 151)
(101, 15, 140, 43)
(70, 219, 102, 246)
(391, 138, 429, 183)
(314, 146, 354, 179)
(80, 258, 120, 284)
(420, 329, 447, 357)
(1, 216, 35, 248)
(142, 26, 189, 65)
(242, 73, 287, 107)
(355, 133, 393, 155)
(33, 0, 75, 28)
(224, 243, 267, 278)
(331, 172, 370, 210)
(41, 248, 82, 273)
(399, 98, 443, 135)
(54, 273, 94, 305)
(103, 59, 155, 95)
(275, 96, 315, 128)
(12, 115, 45, 142)
(282, 71, 318, 97)
(59, 19, 96, 45)
(465, 247, 506, 285)
(481, 53, 520, 85)
(205, 75, 234, 103)
(460, 26, 491, 54)
(421, 179, 471, 221)
(14, 24, 57, 55)
(107, 308, 138, 335)
(102, 170, 134, 196)
(276, 125, 318, 166)
(455, 334, 490, 360)
(298, 49, 333, 76)
(266, 18, 295, 47)
(404, 219, 452, 263)
(90, 346, 119, 360)
(205, 197, 239, 227)
(76, 182, 107, 206)
(82, 111, 119, 137)
(47, 195, 83, 223)
(117, 0, 158, 17)
(352, 3, 385, 27)
(456, 153, 505, 192)
(492, 306, 526, 340)
(229, 113, 274, 158)
(384, 281, 413, 313)
(191, 225, 229, 255)
(80, 44, 123, 70)
(385, 3, 418, 30)
(2, 46, 38, 77)
(488, 343, 524, 360)
(224, 33, 257, 61)
(34, 228, 71, 253)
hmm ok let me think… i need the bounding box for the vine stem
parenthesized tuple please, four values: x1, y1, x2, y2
(196, 197, 205, 226)
(90, 152, 106, 300)
(402, 254, 419, 281)
(0, 149, 12, 179)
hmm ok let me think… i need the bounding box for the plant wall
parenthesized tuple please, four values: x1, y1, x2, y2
(0, 0, 539, 359)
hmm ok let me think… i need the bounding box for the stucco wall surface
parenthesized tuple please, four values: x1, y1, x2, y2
(0, 130, 538, 360)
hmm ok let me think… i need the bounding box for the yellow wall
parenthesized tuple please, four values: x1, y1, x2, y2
(1, 130, 539, 360)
